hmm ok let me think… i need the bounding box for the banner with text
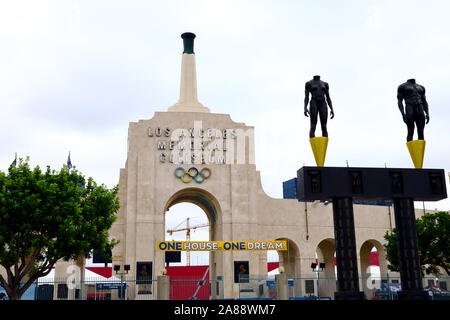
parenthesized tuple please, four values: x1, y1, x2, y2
(157, 240, 287, 251)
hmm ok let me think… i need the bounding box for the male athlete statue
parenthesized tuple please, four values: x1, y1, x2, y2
(397, 79, 430, 141)
(304, 75, 334, 138)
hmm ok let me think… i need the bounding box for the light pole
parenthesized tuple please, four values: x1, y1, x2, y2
(114, 264, 130, 300)
(311, 262, 325, 299)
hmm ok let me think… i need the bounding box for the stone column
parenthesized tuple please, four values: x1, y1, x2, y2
(157, 275, 170, 300)
(168, 32, 210, 113)
(54, 258, 84, 300)
(276, 273, 289, 300)
(332, 198, 364, 300)
(53, 260, 72, 300)
(393, 198, 427, 300)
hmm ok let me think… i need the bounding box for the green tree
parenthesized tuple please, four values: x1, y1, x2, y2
(0, 158, 119, 300)
(384, 211, 450, 276)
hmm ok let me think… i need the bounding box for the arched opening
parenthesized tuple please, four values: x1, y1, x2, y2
(360, 239, 388, 300)
(163, 187, 222, 299)
(315, 238, 337, 298)
(267, 250, 279, 275)
(164, 188, 219, 225)
(276, 239, 300, 277)
(272, 238, 302, 297)
(165, 203, 210, 266)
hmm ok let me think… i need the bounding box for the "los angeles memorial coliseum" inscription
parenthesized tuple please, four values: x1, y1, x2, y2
(148, 121, 254, 165)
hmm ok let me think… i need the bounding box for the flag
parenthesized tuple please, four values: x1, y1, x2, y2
(11, 153, 17, 167)
(67, 151, 72, 169)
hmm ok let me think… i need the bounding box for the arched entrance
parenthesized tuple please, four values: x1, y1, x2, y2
(276, 238, 300, 277)
(163, 187, 223, 299)
(165, 203, 210, 266)
(360, 239, 388, 299)
(316, 238, 337, 298)
(275, 238, 302, 297)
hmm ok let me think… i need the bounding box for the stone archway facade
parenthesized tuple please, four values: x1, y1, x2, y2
(359, 239, 389, 298)
(106, 33, 405, 299)
(108, 109, 315, 299)
(315, 238, 336, 298)
(51, 33, 431, 300)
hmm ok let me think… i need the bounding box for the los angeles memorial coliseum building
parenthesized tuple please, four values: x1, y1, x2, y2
(52, 33, 439, 300)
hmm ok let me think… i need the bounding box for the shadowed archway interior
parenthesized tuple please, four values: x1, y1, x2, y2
(165, 188, 219, 224)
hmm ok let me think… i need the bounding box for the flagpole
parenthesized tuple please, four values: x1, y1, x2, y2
(67, 151, 72, 170)
(11, 152, 17, 167)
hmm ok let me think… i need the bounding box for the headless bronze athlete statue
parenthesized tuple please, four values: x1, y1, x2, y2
(397, 79, 430, 141)
(304, 75, 334, 138)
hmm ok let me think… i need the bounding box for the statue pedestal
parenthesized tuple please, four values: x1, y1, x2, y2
(406, 140, 426, 169)
(309, 137, 328, 167)
(296, 166, 447, 301)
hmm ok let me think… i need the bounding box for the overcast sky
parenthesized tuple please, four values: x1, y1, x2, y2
(1, 1, 449, 267)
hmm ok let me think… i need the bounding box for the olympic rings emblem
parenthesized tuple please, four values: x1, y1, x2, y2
(174, 167, 211, 183)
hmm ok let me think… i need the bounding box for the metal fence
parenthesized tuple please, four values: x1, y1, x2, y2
(2, 274, 449, 300)
(237, 274, 450, 301)
(33, 277, 150, 300)
(2, 276, 224, 300)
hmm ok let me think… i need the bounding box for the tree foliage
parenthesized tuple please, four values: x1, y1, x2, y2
(0, 158, 119, 299)
(384, 211, 450, 276)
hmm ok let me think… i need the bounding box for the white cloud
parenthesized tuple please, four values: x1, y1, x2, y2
(366, 5, 381, 30)
(1, 1, 449, 230)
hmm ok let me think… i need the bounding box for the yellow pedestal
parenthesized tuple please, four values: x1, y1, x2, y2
(310, 137, 328, 167)
(406, 140, 426, 169)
